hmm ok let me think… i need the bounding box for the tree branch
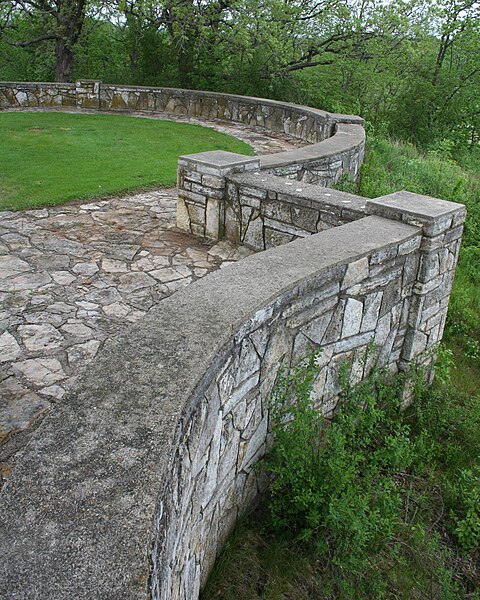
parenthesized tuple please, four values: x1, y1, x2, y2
(9, 32, 57, 46)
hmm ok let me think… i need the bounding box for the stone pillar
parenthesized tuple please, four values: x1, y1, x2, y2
(366, 191, 466, 379)
(75, 80, 101, 109)
(177, 151, 260, 241)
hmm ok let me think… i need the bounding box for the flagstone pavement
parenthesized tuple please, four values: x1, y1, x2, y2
(0, 115, 306, 486)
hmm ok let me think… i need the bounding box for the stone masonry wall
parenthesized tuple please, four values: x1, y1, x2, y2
(178, 151, 366, 247)
(224, 170, 367, 249)
(152, 216, 423, 599)
(0, 204, 465, 600)
(260, 123, 365, 186)
(367, 191, 466, 374)
(0, 87, 465, 600)
(0, 80, 365, 185)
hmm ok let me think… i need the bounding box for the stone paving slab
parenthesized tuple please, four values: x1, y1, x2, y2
(0, 115, 303, 486)
(0, 190, 255, 485)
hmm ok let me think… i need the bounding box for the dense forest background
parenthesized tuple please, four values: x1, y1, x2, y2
(0, 0, 478, 150)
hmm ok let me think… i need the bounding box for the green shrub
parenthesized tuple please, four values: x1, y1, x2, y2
(262, 353, 459, 598)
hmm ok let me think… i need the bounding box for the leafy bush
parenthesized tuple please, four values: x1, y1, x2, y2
(262, 353, 461, 598)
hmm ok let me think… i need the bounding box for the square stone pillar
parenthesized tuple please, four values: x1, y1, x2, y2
(177, 151, 260, 241)
(367, 191, 466, 379)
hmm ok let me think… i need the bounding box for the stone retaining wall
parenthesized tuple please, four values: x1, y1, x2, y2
(0, 83, 466, 600)
(0, 191, 465, 599)
(0, 79, 365, 185)
(177, 150, 365, 248)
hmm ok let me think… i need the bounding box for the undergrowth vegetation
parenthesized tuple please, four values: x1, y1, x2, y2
(202, 352, 480, 600)
(202, 137, 480, 600)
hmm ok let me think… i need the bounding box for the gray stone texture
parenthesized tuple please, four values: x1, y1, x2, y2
(1, 215, 427, 600)
(0, 82, 465, 600)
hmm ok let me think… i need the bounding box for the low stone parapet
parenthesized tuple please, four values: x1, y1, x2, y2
(0, 82, 466, 600)
(0, 190, 465, 598)
(0, 80, 365, 185)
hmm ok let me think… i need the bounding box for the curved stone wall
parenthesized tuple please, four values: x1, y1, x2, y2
(0, 190, 465, 598)
(0, 81, 465, 600)
(0, 80, 365, 185)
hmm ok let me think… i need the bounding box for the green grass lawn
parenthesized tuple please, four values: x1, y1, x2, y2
(0, 112, 253, 211)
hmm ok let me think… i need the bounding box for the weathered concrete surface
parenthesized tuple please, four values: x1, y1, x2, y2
(0, 216, 419, 600)
(0, 190, 257, 488)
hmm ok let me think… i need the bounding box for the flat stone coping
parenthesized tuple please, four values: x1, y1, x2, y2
(260, 124, 366, 169)
(179, 150, 260, 170)
(367, 190, 466, 220)
(228, 171, 368, 213)
(0, 215, 419, 599)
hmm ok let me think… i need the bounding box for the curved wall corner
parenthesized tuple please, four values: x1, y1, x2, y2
(0, 80, 365, 185)
(0, 190, 466, 599)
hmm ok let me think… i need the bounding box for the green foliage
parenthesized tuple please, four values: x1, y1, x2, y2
(413, 381, 480, 555)
(1, 0, 478, 152)
(204, 352, 480, 599)
(448, 469, 480, 552)
(262, 354, 454, 598)
(335, 133, 480, 392)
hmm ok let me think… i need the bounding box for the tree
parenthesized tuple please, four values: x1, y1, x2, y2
(0, 0, 88, 81)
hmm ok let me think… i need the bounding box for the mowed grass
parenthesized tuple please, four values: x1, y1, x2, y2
(0, 112, 253, 210)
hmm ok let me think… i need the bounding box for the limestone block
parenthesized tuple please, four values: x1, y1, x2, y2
(205, 197, 220, 241)
(287, 295, 338, 330)
(243, 214, 264, 250)
(291, 206, 319, 233)
(418, 252, 441, 283)
(186, 203, 205, 226)
(202, 175, 224, 189)
(0, 331, 21, 363)
(238, 414, 268, 472)
(249, 326, 269, 358)
(323, 300, 345, 344)
(342, 298, 363, 338)
(360, 292, 383, 333)
(239, 194, 260, 209)
(403, 329, 428, 359)
(202, 411, 223, 510)
(264, 218, 309, 238)
(218, 423, 241, 482)
(180, 189, 207, 205)
(234, 337, 261, 387)
(224, 373, 259, 414)
(263, 199, 292, 223)
(224, 204, 241, 244)
(18, 324, 64, 352)
(238, 185, 267, 199)
(342, 257, 369, 289)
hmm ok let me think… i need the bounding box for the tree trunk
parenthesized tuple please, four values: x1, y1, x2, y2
(54, 0, 87, 83)
(178, 42, 195, 88)
(55, 37, 74, 82)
